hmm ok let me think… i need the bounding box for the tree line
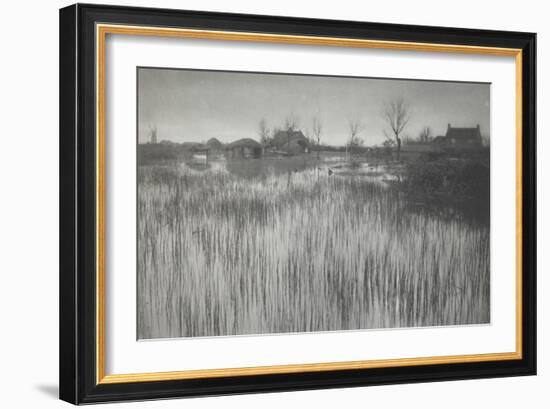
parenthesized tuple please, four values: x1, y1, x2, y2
(257, 97, 419, 161)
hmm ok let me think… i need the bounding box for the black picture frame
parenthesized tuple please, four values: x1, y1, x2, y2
(60, 3, 536, 404)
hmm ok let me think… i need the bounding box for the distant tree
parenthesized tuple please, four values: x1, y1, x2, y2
(312, 116, 323, 159)
(283, 113, 300, 148)
(303, 128, 318, 152)
(149, 125, 158, 144)
(419, 126, 432, 143)
(284, 112, 300, 132)
(347, 119, 364, 155)
(258, 119, 271, 147)
(382, 98, 410, 161)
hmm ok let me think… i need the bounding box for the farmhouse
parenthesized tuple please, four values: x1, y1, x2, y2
(432, 124, 483, 149)
(204, 137, 225, 160)
(206, 137, 224, 152)
(272, 130, 310, 154)
(181, 142, 206, 151)
(280, 139, 310, 155)
(225, 138, 262, 159)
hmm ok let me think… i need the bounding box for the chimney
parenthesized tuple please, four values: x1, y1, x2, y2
(448, 123, 451, 130)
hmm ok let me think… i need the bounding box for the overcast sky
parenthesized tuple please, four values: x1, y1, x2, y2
(137, 67, 490, 146)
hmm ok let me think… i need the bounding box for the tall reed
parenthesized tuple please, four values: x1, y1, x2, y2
(137, 163, 489, 339)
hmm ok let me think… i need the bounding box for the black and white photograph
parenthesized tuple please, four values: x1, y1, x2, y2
(136, 67, 491, 340)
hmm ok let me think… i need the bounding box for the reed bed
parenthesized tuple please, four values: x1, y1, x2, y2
(137, 163, 489, 339)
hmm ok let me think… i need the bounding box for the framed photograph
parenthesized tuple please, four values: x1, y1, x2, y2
(59, 3, 536, 404)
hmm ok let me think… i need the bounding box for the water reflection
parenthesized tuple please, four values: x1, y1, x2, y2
(179, 157, 489, 226)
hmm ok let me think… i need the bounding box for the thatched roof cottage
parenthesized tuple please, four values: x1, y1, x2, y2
(271, 130, 310, 154)
(206, 137, 224, 151)
(225, 138, 262, 159)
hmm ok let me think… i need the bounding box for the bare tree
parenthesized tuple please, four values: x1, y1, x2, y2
(304, 128, 314, 145)
(284, 113, 300, 149)
(418, 126, 432, 143)
(303, 128, 316, 149)
(382, 98, 410, 160)
(284, 112, 300, 132)
(347, 119, 364, 156)
(312, 116, 323, 159)
(148, 124, 158, 144)
(258, 118, 271, 148)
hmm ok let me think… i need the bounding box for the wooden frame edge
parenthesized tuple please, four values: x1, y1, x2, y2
(98, 352, 521, 384)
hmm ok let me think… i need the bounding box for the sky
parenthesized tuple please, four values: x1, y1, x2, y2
(137, 67, 490, 147)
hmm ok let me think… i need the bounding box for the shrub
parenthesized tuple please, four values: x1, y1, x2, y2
(138, 143, 179, 165)
(404, 157, 489, 200)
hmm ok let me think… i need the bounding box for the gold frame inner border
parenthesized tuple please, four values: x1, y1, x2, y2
(95, 23, 523, 385)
